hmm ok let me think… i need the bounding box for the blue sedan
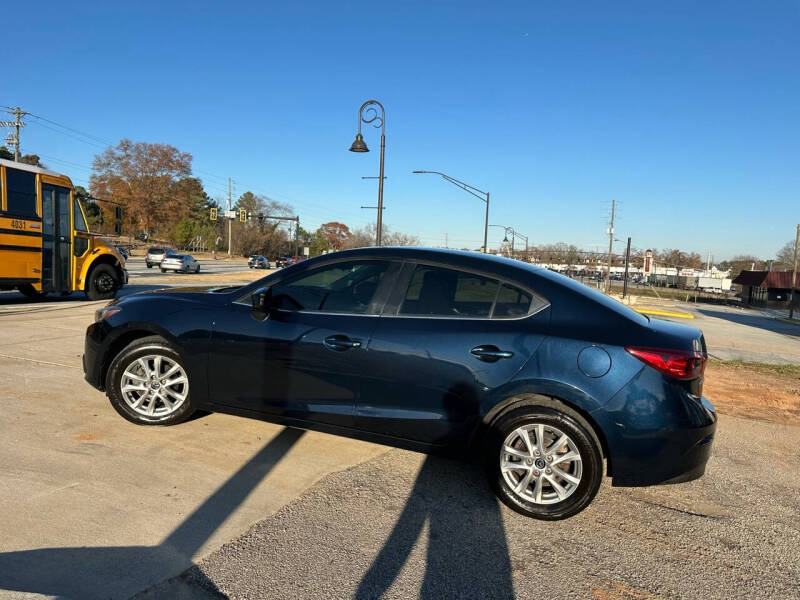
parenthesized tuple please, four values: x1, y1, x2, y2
(83, 247, 715, 519)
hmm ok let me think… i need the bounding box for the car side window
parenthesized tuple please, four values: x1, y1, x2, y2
(399, 265, 499, 317)
(270, 260, 391, 314)
(493, 283, 533, 318)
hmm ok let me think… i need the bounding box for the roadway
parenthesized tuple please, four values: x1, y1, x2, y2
(125, 257, 260, 279)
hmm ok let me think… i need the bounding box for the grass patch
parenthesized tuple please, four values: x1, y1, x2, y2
(709, 358, 800, 377)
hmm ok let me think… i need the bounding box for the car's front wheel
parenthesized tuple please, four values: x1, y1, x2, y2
(105, 336, 195, 425)
(487, 403, 603, 520)
(86, 264, 120, 300)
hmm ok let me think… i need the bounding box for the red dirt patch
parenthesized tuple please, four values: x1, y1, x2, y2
(703, 363, 800, 425)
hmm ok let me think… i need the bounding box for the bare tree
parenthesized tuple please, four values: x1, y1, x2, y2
(776, 240, 796, 268)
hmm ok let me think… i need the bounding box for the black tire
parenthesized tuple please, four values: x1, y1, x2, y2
(160, 268, 166, 273)
(196, 265, 200, 273)
(18, 284, 48, 299)
(486, 403, 603, 520)
(86, 264, 120, 300)
(105, 335, 195, 426)
(146, 263, 153, 269)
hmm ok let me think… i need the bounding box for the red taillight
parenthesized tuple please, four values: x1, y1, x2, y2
(625, 347, 706, 380)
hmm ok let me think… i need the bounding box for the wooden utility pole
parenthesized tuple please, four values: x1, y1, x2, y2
(790, 224, 800, 320)
(1, 106, 28, 161)
(227, 177, 233, 258)
(605, 199, 615, 293)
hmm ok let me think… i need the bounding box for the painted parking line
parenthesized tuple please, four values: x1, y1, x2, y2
(634, 308, 694, 319)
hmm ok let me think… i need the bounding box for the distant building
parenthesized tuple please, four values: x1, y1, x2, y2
(733, 271, 799, 308)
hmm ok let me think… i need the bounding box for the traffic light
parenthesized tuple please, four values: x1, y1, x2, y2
(113, 206, 122, 235)
(239, 209, 247, 222)
(210, 207, 217, 221)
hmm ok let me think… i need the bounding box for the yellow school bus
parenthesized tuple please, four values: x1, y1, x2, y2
(0, 158, 127, 300)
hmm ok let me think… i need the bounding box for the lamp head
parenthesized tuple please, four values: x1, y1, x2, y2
(349, 133, 369, 153)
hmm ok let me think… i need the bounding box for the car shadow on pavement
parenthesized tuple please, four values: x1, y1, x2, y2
(696, 308, 800, 338)
(354, 454, 515, 600)
(0, 427, 304, 600)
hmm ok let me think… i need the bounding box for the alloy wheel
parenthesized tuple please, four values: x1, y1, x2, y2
(120, 354, 189, 418)
(500, 423, 583, 505)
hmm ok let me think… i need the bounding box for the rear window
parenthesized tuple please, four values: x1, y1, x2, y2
(148, 247, 164, 254)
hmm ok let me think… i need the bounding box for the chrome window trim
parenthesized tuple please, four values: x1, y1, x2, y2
(380, 301, 549, 322)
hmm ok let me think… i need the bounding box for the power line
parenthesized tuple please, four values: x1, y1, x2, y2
(26, 111, 115, 146)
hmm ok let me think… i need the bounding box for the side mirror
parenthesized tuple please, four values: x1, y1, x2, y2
(251, 287, 273, 317)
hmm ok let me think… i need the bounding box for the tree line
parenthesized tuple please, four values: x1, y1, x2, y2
(84, 139, 420, 257)
(3, 141, 794, 268)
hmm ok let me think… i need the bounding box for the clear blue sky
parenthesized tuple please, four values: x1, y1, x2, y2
(5, 0, 798, 260)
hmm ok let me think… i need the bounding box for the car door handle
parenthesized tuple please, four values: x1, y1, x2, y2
(323, 335, 362, 351)
(470, 345, 514, 362)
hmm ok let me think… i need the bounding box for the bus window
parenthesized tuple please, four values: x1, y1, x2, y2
(74, 198, 88, 232)
(6, 168, 38, 217)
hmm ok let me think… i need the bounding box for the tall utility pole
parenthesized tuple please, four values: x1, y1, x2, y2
(1, 106, 28, 161)
(227, 178, 233, 258)
(622, 236, 632, 300)
(790, 223, 800, 320)
(605, 199, 615, 293)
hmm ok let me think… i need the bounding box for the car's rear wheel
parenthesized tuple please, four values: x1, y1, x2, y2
(487, 404, 602, 520)
(106, 336, 194, 426)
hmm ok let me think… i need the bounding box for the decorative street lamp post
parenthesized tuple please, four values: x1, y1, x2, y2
(349, 100, 386, 246)
(413, 170, 490, 253)
(490, 224, 529, 259)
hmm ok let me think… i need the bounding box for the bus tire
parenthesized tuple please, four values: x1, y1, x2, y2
(18, 284, 48, 299)
(86, 264, 119, 300)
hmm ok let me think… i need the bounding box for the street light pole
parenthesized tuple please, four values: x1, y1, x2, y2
(349, 100, 386, 246)
(489, 224, 528, 259)
(414, 170, 490, 253)
(623, 236, 632, 300)
(790, 224, 799, 320)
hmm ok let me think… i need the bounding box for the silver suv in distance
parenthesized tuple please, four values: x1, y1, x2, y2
(145, 247, 178, 268)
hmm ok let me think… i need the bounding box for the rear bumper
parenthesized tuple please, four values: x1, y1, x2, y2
(610, 408, 715, 487)
(594, 368, 717, 487)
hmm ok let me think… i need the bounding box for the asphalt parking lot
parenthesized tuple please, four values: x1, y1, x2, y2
(1, 284, 798, 599)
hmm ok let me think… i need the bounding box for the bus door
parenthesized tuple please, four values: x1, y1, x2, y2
(41, 184, 72, 293)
